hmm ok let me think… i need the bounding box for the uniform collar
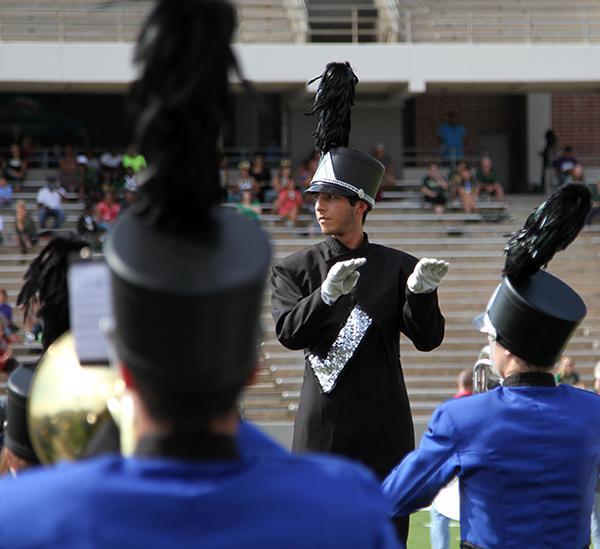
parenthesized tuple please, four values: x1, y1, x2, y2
(325, 233, 369, 258)
(136, 431, 238, 461)
(502, 371, 556, 388)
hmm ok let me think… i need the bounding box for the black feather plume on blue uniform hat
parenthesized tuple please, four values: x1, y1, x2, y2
(305, 62, 384, 211)
(474, 183, 591, 366)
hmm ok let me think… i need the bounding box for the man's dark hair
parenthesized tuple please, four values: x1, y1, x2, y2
(348, 196, 369, 224)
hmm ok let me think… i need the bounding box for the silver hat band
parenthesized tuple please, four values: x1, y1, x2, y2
(312, 177, 375, 208)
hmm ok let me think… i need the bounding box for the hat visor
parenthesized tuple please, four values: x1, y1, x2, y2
(473, 312, 495, 335)
(304, 182, 357, 198)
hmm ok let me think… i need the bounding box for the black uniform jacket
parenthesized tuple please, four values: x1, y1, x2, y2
(271, 234, 445, 479)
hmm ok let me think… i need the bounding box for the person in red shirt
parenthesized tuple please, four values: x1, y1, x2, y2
(453, 369, 473, 399)
(95, 191, 121, 230)
(276, 178, 303, 227)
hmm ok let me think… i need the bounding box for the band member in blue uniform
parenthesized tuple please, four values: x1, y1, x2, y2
(0, 3, 400, 547)
(383, 183, 600, 549)
(271, 62, 447, 544)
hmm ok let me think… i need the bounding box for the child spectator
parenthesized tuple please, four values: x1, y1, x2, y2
(236, 190, 262, 223)
(475, 157, 505, 201)
(0, 289, 15, 335)
(421, 162, 449, 214)
(14, 200, 37, 254)
(0, 177, 13, 207)
(555, 356, 583, 388)
(95, 191, 121, 230)
(458, 164, 477, 213)
(276, 179, 303, 227)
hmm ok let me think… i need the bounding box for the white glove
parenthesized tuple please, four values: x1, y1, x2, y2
(407, 258, 449, 294)
(321, 258, 366, 305)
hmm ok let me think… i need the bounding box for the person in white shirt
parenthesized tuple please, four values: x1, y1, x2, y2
(36, 175, 66, 229)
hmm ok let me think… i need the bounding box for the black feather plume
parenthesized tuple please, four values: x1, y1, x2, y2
(17, 236, 89, 351)
(128, 0, 243, 235)
(306, 62, 358, 154)
(503, 183, 592, 278)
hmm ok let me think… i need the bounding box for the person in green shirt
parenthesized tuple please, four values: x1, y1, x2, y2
(420, 162, 449, 214)
(555, 356, 584, 388)
(475, 157, 505, 201)
(122, 147, 147, 173)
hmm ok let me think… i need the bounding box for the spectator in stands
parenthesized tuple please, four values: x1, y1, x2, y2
(236, 190, 262, 223)
(251, 153, 273, 203)
(587, 179, 600, 224)
(475, 157, 505, 201)
(373, 143, 396, 196)
(272, 159, 294, 193)
(0, 177, 13, 208)
(100, 147, 123, 179)
(421, 162, 449, 214)
(0, 320, 17, 375)
(565, 163, 586, 185)
(0, 289, 12, 328)
(36, 175, 66, 229)
(438, 112, 466, 166)
(553, 146, 578, 186)
(95, 191, 121, 231)
(275, 178, 303, 227)
(59, 145, 80, 193)
(121, 178, 139, 212)
(81, 150, 102, 203)
(555, 356, 584, 388)
(121, 146, 147, 174)
(232, 160, 257, 202)
(14, 200, 37, 255)
(429, 369, 474, 549)
(457, 164, 477, 213)
(447, 160, 466, 200)
(77, 203, 103, 249)
(3, 145, 26, 191)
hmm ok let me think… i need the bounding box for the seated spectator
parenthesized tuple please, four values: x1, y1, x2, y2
(95, 191, 121, 230)
(0, 320, 17, 375)
(14, 200, 37, 254)
(272, 159, 294, 193)
(121, 146, 147, 174)
(457, 164, 477, 213)
(3, 144, 27, 191)
(0, 289, 17, 335)
(121, 178, 139, 211)
(36, 175, 66, 229)
(251, 153, 274, 203)
(420, 162, 449, 214)
(230, 160, 257, 202)
(553, 146, 577, 186)
(0, 177, 13, 207)
(565, 163, 585, 185)
(81, 151, 102, 203)
(475, 157, 505, 201)
(276, 179, 303, 227)
(555, 356, 583, 388)
(77, 203, 103, 249)
(236, 190, 262, 223)
(100, 147, 123, 175)
(587, 179, 600, 224)
(59, 145, 80, 193)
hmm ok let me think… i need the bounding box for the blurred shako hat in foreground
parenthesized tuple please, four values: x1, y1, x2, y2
(474, 183, 591, 366)
(304, 62, 384, 210)
(104, 0, 271, 402)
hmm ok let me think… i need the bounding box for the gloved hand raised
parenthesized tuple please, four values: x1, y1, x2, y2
(407, 258, 449, 294)
(321, 258, 366, 305)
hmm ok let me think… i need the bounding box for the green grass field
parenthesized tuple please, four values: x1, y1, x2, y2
(407, 509, 461, 548)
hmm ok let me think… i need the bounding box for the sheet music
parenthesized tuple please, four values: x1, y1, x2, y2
(67, 261, 113, 364)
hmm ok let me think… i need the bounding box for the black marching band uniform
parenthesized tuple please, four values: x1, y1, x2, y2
(271, 63, 446, 542)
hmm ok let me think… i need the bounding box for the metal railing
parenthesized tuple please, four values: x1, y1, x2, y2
(1, 2, 600, 44)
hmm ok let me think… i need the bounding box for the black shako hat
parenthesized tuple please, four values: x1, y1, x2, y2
(474, 272, 586, 366)
(304, 62, 384, 210)
(4, 365, 39, 463)
(104, 207, 271, 393)
(306, 148, 384, 210)
(473, 183, 591, 367)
